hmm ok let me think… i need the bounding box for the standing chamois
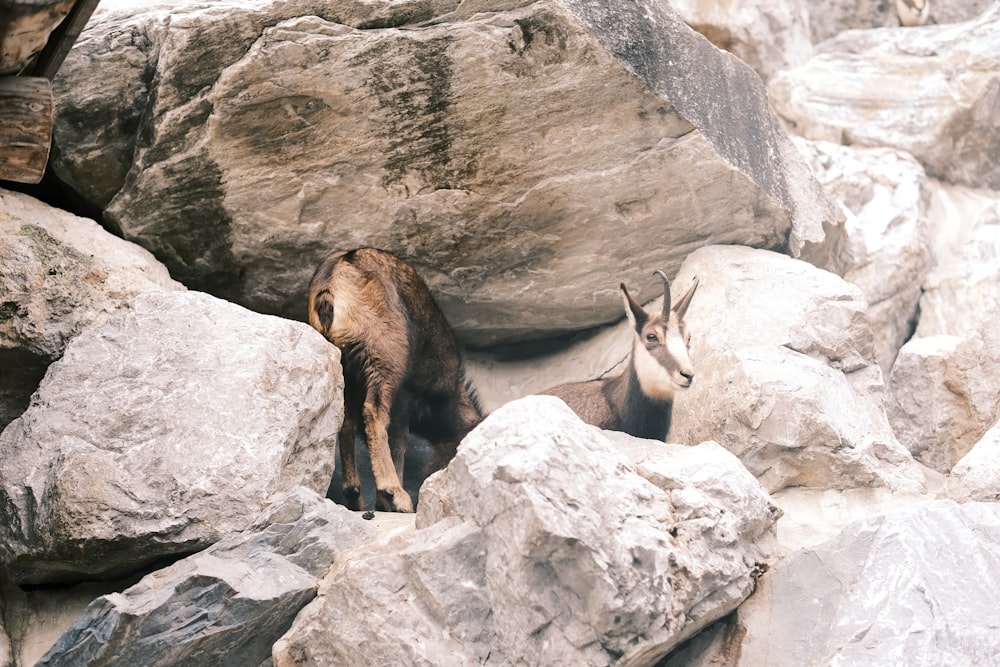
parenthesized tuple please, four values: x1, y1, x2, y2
(308, 248, 483, 513)
(543, 270, 699, 441)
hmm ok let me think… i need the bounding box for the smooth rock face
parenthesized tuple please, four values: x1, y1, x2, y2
(0, 291, 343, 585)
(0, 187, 183, 359)
(916, 181, 1000, 339)
(36, 487, 375, 667)
(769, 6, 1000, 190)
(947, 420, 1000, 502)
(669, 245, 923, 494)
(51, 0, 841, 344)
(274, 397, 779, 666)
(794, 138, 931, 375)
(735, 501, 1000, 666)
(887, 325, 1000, 473)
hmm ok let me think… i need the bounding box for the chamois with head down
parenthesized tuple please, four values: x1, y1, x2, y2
(308, 248, 483, 513)
(543, 270, 699, 441)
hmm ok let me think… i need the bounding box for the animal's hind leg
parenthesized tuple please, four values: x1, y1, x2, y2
(338, 414, 364, 511)
(363, 385, 413, 513)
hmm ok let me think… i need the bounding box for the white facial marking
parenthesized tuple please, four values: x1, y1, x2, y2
(634, 341, 677, 400)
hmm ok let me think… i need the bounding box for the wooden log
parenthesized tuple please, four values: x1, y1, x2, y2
(30, 0, 101, 79)
(0, 0, 77, 75)
(0, 75, 52, 183)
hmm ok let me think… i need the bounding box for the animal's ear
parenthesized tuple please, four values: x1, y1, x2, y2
(673, 277, 700, 320)
(620, 283, 649, 330)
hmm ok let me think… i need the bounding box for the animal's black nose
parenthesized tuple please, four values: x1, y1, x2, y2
(680, 371, 695, 385)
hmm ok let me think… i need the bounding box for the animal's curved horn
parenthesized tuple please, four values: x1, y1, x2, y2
(653, 269, 670, 317)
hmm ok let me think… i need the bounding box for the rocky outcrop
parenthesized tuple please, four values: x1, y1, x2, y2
(0, 291, 342, 585)
(36, 487, 375, 667)
(769, 6, 1000, 190)
(731, 501, 1000, 666)
(668, 245, 923, 494)
(50, 0, 842, 344)
(273, 397, 780, 666)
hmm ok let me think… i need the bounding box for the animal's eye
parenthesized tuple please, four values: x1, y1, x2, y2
(645, 332, 659, 343)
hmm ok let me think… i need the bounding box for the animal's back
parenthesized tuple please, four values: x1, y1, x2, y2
(543, 380, 621, 431)
(308, 247, 462, 394)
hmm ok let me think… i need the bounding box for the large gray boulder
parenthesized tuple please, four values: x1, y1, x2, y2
(769, 5, 1000, 190)
(0, 291, 342, 585)
(669, 245, 924, 494)
(273, 396, 779, 666)
(52, 0, 842, 344)
(36, 487, 376, 667)
(733, 501, 1000, 666)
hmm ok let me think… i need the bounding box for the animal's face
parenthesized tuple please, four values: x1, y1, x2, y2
(621, 275, 699, 400)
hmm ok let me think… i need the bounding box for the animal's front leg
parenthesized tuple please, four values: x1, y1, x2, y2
(362, 394, 413, 513)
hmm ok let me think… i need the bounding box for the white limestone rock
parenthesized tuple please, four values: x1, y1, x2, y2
(274, 397, 779, 666)
(793, 138, 932, 375)
(669, 245, 924, 494)
(735, 500, 1000, 666)
(0, 291, 342, 585)
(947, 420, 1000, 502)
(887, 324, 1000, 474)
(769, 6, 1000, 190)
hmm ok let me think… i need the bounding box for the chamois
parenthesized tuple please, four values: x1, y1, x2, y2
(543, 270, 699, 441)
(307, 248, 483, 513)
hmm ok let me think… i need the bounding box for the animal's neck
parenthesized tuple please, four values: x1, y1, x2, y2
(607, 360, 673, 441)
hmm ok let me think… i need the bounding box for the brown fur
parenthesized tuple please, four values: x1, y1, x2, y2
(544, 272, 698, 441)
(308, 248, 482, 512)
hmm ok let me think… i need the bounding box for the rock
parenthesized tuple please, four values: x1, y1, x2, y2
(52, 0, 841, 344)
(733, 501, 1000, 666)
(916, 181, 1000, 339)
(947, 420, 1000, 502)
(793, 138, 932, 375)
(36, 487, 375, 667)
(668, 245, 924, 494)
(806, 0, 900, 43)
(887, 325, 1000, 473)
(0, 291, 342, 585)
(0, 187, 183, 359)
(671, 0, 813, 81)
(274, 397, 779, 666)
(769, 6, 1000, 190)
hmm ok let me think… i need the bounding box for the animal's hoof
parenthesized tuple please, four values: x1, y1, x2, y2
(375, 487, 414, 513)
(362, 510, 375, 520)
(343, 486, 364, 511)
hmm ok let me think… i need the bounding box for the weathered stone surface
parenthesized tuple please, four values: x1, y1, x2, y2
(274, 397, 779, 666)
(52, 0, 841, 344)
(916, 181, 1000, 339)
(887, 324, 1000, 474)
(672, 0, 813, 81)
(734, 501, 1000, 666)
(947, 420, 1000, 502)
(793, 138, 931, 375)
(0, 187, 183, 359)
(0, 291, 342, 585)
(769, 6, 1000, 190)
(668, 245, 924, 494)
(36, 487, 375, 667)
